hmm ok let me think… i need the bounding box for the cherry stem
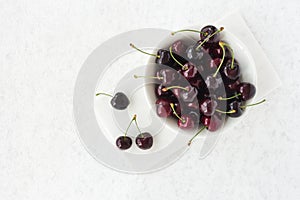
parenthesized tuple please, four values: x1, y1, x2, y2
(162, 86, 188, 92)
(171, 29, 207, 36)
(133, 116, 143, 135)
(215, 109, 236, 114)
(218, 93, 241, 100)
(221, 42, 235, 69)
(133, 74, 163, 80)
(169, 46, 185, 70)
(95, 92, 113, 98)
(130, 43, 160, 58)
(124, 114, 137, 136)
(188, 126, 206, 146)
(170, 103, 185, 123)
(213, 41, 226, 78)
(196, 27, 224, 50)
(240, 99, 266, 109)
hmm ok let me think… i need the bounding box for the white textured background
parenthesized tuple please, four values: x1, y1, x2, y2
(0, 0, 299, 199)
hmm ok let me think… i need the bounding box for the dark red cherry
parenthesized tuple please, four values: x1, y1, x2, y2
(200, 25, 220, 43)
(181, 62, 198, 79)
(156, 68, 179, 85)
(186, 101, 199, 111)
(209, 44, 223, 59)
(186, 44, 206, 61)
(155, 98, 172, 117)
(178, 114, 196, 129)
(135, 132, 153, 150)
(171, 40, 187, 56)
(155, 84, 173, 97)
(116, 136, 132, 150)
(200, 115, 222, 132)
(223, 59, 240, 80)
(180, 86, 198, 102)
(200, 98, 218, 116)
(238, 82, 256, 101)
(155, 49, 173, 66)
(205, 75, 222, 90)
(227, 100, 243, 118)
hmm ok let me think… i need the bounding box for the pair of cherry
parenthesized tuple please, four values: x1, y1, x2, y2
(116, 115, 153, 150)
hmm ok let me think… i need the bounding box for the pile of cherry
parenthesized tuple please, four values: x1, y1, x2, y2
(132, 25, 265, 144)
(97, 25, 265, 150)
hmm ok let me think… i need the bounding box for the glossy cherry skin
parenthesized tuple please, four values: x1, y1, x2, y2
(200, 98, 218, 116)
(110, 92, 130, 110)
(135, 132, 153, 150)
(205, 75, 222, 90)
(186, 44, 206, 61)
(178, 113, 197, 129)
(155, 84, 173, 98)
(155, 98, 172, 118)
(155, 49, 173, 66)
(156, 68, 179, 85)
(171, 40, 187, 56)
(180, 86, 198, 103)
(227, 100, 243, 118)
(189, 76, 204, 89)
(238, 82, 256, 101)
(116, 136, 132, 150)
(223, 59, 240, 80)
(208, 44, 223, 59)
(200, 25, 220, 43)
(200, 114, 222, 132)
(181, 62, 199, 79)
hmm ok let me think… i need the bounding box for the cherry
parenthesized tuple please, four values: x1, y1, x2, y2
(227, 79, 241, 91)
(200, 25, 222, 43)
(96, 92, 130, 110)
(155, 84, 174, 98)
(171, 40, 187, 55)
(181, 62, 199, 79)
(227, 99, 266, 118)
(238, 82, 256, 101)
(135, 132, 153, 150)
(116, 136, 132, 150)
(227, 100, 243, 118)
(186, 101, 200, 111)
(200, 114, 223, 132)
(186, 44, 206, 61)
(205, 75, 222, 90)
(156, 68, 179, 85)
(130, 43, 173, 66)
(200, 98, 218, 116)
(223, 59, 240, 80)
(180, 86, 198, 102)
(209, 43, 223, 59)
(156, 98, 172, 118)
(178, 114, 196, 129)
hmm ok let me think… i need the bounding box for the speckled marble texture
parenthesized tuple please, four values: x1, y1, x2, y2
(0, 0, 299, 199)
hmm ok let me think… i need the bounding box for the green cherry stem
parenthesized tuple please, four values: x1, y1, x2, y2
(171, 29, 207, 36)
(169, 46, 186, 70)
(95, 92, 113, 98)
(162, 86, 188, 92)
(170, 103, 185, 123)
(133, 74, 163, 80)
(124, 114, 137, 136)
(218, 93, 241, 100)
(130, 43, 160, 58)
(215, 109, 236, 114)
(213, 41, 226, 78)
(133, 115, 143, 135)
(221, 42, 235, 69)
(240, 99, 266, 109)
(188, 126, 206, 146)
(196, 27, 224, 50)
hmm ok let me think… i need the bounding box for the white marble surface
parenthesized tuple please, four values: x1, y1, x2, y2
(0, 0, 299, 199)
